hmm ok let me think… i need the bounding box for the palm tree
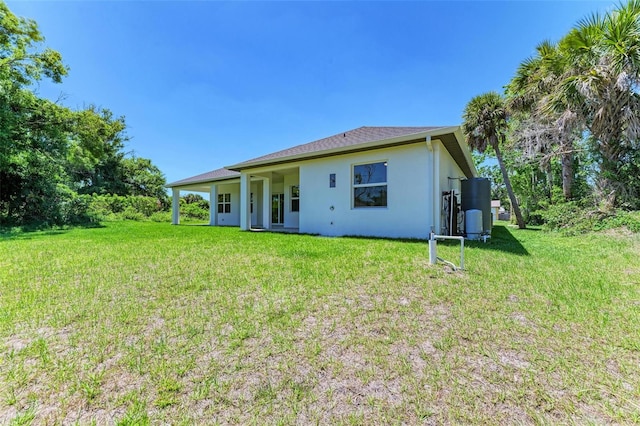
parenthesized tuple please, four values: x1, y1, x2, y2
(555, 0, 640, 208)
(462, 92, 526, 229)
(507, 40, 580, 201)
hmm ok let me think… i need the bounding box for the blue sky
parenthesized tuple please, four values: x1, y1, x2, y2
(9, 1, 613, 185)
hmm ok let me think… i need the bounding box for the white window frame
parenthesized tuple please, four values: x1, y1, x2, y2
(352, 160, 388, 208)
(291, 185, 300, 212)
(217, 193, 231, 214)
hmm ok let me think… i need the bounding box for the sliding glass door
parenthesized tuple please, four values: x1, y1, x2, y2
(271, 193, 284, 225)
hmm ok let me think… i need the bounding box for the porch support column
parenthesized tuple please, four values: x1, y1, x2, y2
(209, 184, 218, 226)
(262, 177, 271, 230)
(240, 172, 251, 230)
(171, 188, 180, 225)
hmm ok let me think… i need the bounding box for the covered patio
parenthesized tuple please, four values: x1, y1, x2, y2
(167, 167, 300, 232)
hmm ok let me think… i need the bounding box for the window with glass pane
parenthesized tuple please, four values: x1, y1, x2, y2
(217, 193, 231, 214)
(353, 162, 387, 185)
(353, 161, 387, 207)
(291, 185, 300, 212)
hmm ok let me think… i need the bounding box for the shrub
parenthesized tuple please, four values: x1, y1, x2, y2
(180, 203, 209, 221)
(59, 194, 97, 224)
(539, 201, 640, 235)
(597, 211, 640, 233)
(87, 194, 167, 221)
(127, 196, 161, 217)
(150, 211, 172, 222)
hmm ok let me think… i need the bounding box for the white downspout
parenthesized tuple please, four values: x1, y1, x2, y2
(426, 136, 433, 232)
(432, 140, 441, 234)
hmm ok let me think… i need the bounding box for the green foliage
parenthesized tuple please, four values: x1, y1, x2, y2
(149, 211, 172, 222)
(86, 194, 164, 221)
(181, 193, 209, 210)
(539, 202, 640, 235)
(120, 157, 168, 204)
(179, 200, 209, 221)
(538, 201, 596, 234)
(598, 210, 640, 233)
(463, 92, 526, 228)
(0, 2, 68, 85)
(67, 106, 128, 196)
(0, 2, 168, 227)
(502, 0, 640, 215)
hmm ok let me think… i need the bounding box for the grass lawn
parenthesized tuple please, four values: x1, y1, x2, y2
(1, 221, 639, 424)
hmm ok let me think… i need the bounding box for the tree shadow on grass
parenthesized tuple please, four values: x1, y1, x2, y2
(460, 224, 530, 256)
(0, 222, 105, 241)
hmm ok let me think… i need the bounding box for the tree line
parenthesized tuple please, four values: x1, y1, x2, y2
(463, 0, 640, 230)
(0, 2, 167, 227)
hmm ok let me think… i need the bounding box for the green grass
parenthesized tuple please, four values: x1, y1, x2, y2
(1, 221, 639, 424)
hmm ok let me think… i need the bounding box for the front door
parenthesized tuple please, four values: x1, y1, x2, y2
(272, 193, 284, 225)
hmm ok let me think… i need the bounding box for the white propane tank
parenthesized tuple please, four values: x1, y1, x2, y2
(465, 209, 483, 240)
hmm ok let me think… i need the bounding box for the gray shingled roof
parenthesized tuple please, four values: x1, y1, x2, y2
(168, 125, 474, 188)
(166, 167, 239, 187)
(228, 126, 442, 169)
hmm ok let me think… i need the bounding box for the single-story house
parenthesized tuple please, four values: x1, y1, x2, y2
(166, 126, 477, 239)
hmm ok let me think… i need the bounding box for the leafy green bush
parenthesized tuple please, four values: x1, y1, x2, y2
(87, 194, 166, 221)
(596, 211, 640, 233)
(88, 194, 126, 217)
(540, 202, 640, 235)
(150, 211, 172, 222)
(126, 196, 161, 217)
(120, 206, 145, 221)
(180, 203, 209, 221)
(59, 193, 97, 224)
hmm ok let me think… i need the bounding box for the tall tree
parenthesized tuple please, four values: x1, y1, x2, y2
(507, 40, 580, 200)
(0, 2, 70, 224)
(463, 92, 526, 229)
(555, 0, 640, 209)
(120, 157, 168, 202)
(0, 1, 169, 226)
(67, 106, 128, 195)
(0, 1, 68, 86)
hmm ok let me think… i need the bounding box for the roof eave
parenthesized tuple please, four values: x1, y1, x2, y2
(453, 127, 478, 177)
(166, 174, 239, 188)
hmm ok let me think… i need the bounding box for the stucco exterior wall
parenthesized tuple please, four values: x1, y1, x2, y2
(299, 143, 437, 239)
(215, 182, 241, 226)
(439, 145, 466, 194)
(284, 174, 300, 228)
(214, 182, 263, 227)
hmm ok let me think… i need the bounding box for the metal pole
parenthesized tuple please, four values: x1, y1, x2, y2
(429, 233, 437, 265)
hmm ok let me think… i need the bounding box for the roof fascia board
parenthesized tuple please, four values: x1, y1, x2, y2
(166, 176, 240, 189)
